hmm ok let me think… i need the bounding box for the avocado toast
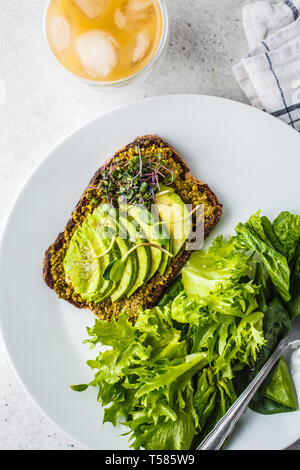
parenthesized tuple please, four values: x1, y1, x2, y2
(43, 135, 222, 322)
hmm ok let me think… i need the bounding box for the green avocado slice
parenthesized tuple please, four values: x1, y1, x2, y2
(81, 223, 119, 303)
(63, 227, 101, 300)
(64, 213, 123, 303)
(95, 209, 138, 302)
(122, 216, 151, 297)
(168, 233, 174, 266)
(157, 238, 171, 276)
(156, 186, 192, 256)
(110, 237, 135, 302)
(127, 205, 166, 282)
(157, 216, 172, 276)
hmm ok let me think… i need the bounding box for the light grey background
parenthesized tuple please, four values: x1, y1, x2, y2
(0, 0, 299, 450)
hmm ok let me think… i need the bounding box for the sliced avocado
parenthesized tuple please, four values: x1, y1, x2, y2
(156, 186, 192, 256)
(82, 222, 112, 299)
(64, 211, 123, 303)
(128, 205, 165, 282)
(96, 210, 138, 302)
(63, 226, 101, 300)
(90, 208, 140, 302)
(122, 216, 151, 297)
(157, 237, 171, 276)
(82, 222, 120, 303)
(152, 208, 172, 276)
(110, 239, 134, 302)
(116, 215, 139, 297)
(168, 233, 174, 266)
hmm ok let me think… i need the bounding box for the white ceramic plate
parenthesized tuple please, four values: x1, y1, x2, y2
(1, 95, 300, 451)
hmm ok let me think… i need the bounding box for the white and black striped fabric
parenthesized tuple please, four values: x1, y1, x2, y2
(234, 0, 300, 131)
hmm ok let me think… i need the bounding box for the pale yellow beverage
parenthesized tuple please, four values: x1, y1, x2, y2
(46, 0, 163, 82)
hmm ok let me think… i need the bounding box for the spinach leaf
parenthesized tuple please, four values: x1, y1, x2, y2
(264, 357, 297, 411)
(236, 222, 291, 302)
(287, 241, 300, 319)
(248, 390, 294, 415)
(246, 212, 272, 246)
(270, 212, 300, 317)
(261, 216, 285, 255)
(260, 297, 291, 353)
(248, 356, 297, 415)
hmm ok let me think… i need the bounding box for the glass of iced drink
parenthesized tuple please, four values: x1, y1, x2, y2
(44, 0, 169, 90)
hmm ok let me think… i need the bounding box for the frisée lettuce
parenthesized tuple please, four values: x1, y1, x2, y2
(72, 210, 300, 450)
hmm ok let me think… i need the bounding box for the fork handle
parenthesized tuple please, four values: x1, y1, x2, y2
(197, 337, 289, 450)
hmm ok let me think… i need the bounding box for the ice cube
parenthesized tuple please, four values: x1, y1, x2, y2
(75, 31, 119, 78)
(128, 0, 153, 13)
(73, 0, 106, 19)
(115, 0, 154, 29)
(114, 9, 126, 29)
(49, 16, 71, 52)
(132, 31, 150, 64)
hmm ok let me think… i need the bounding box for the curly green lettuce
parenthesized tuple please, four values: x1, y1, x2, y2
(71, 211, 300, 449)
(73, 307, 208, 450)
(272, 212, 300, 264)
(182, 236, 252, 298)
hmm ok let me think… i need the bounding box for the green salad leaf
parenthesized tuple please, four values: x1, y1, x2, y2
(182, 236, 251, 297)
(190, 368, 237, 449)
(171, 291, 204, 326)
(261, 215, 285, 254)
(74, 283, 265, 449)
(236, 212, 291, 302)
(273, 212, 300, 264)
(72, 210, 300, 449)
(181, 236, 265, 379)
(76, 307, 208, 450)
(124, 397, 197, 451)
(171, 293, 265, 380)
(264, 357, 298, 410)
(234, 297, 293, 414)
(288, 241, 300, 319)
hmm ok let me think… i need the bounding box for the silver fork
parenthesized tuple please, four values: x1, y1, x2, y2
(197, 316, 300, 450)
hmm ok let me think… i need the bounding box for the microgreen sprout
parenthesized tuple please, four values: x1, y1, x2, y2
(97, 144, 176, 207)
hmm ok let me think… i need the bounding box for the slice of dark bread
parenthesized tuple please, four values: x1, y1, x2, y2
(43, 135, 222, 322)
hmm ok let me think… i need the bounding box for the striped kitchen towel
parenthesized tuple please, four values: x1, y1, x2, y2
(233, 0, 300, 130)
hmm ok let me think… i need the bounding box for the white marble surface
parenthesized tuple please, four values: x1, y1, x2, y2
(0, 0, 299, 450)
